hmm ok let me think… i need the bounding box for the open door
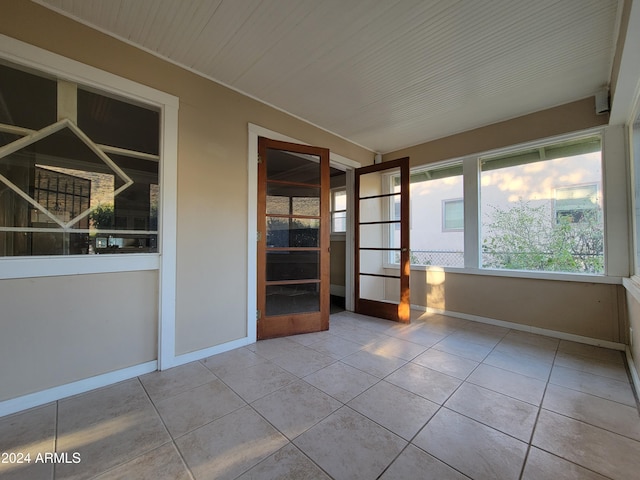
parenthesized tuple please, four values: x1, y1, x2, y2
(257, 137, 330, 339)
(355, 157, 410, 322)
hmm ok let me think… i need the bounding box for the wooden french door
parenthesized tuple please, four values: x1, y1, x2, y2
(355, 157, 410, 323)
(257, 137, 330, 339)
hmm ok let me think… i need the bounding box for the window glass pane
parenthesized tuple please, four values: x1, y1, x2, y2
(443, 199, 464, 230)
(330, 188, 347, 233)
(555, 185, 598, 223)
(0, 129, 159, 256)
(0, 63, 57, 130)
(77, 89, 160, 155)
(480, 136, 603, 274)
(0, 133, 23, 148)
(393, 163, 464, 267)
(332, 211, 346, 232)
(332, 190, 346, 210)
(109, 154, 159, 233)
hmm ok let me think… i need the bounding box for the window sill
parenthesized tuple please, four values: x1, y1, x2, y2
(383, 263, 622, 284)
(0, 253, 160, 280)
(623, 277, 640, 304)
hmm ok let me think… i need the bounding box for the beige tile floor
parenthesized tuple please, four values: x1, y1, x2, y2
(2, 311, 640, 480)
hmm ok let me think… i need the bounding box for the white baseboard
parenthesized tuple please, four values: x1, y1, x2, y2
(413, 304, 626, 351)
(170, 336, 254, 368)
(0, 335, 258, 418)
(626, 347, 640, 403)
(0, 361, 157, 418)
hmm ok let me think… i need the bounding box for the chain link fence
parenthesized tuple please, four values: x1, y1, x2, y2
(395, 250, 464, 267)
(395, 250, 603, 273)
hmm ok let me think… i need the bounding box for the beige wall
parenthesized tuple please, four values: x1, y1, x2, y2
(0, 0, 373, 403)
(412, 271, 622, 341)
(385, 98, 608, 167)
(330, 240, 346, 287)
(0, 271, 158, 401)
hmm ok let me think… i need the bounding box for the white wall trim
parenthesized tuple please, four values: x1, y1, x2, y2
(0, 361, 157, 418)
(603, 125, 631, 277)
(623, 276, 640, 304)
(412, 304, 627, 351)
(157, 101, 179, 370)
(170, 337, 254, 368)
(0, 254, 159, 279)
(0, 34, 178, 109)
(625, 346, 640, 402)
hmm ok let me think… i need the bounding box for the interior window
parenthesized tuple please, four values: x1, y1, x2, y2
(0, 62, 160, 257)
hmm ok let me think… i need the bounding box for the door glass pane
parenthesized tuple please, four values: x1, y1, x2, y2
(359, 223, 391, 249)
(267, 184, 320, 216)
(267, 218, 319, 247)
(360, 249, 389, 275)
(359, 193, 400, 224)
(266, 283, 320, 315)
(267, 148, 320, 184)
(359, 275, 399, 303)
(267, 251, 319, 281)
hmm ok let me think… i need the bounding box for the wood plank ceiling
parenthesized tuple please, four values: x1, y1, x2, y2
(36, 0, 621, 153)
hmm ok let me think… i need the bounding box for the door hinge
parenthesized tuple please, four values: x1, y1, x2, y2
(256, 309, 261, 320)
(257, 231, 262, 242)
(257, 155, 262, 164)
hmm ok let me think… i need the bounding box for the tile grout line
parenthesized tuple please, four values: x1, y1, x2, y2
(239, 401, 339, 480)
(375, 322, 511, 479)
(519, 341, 625, 480)
(135, 376, 197, 480)
(517, 336, 560, 480)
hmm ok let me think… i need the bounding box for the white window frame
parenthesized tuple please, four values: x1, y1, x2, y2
(0, 35, 179, 368)
(330, 187, 347, 235)
(386, 126, 624, 284)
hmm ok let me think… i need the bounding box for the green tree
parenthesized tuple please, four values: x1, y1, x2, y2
(89, 203, 114, 229)
(482, 199, 603, 273)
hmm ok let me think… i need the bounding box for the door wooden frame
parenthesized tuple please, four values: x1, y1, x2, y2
(354, 157, 410, 323)
(257, 137, 330, 339)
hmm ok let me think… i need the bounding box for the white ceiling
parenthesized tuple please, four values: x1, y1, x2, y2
(36, 0, 622, 153)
